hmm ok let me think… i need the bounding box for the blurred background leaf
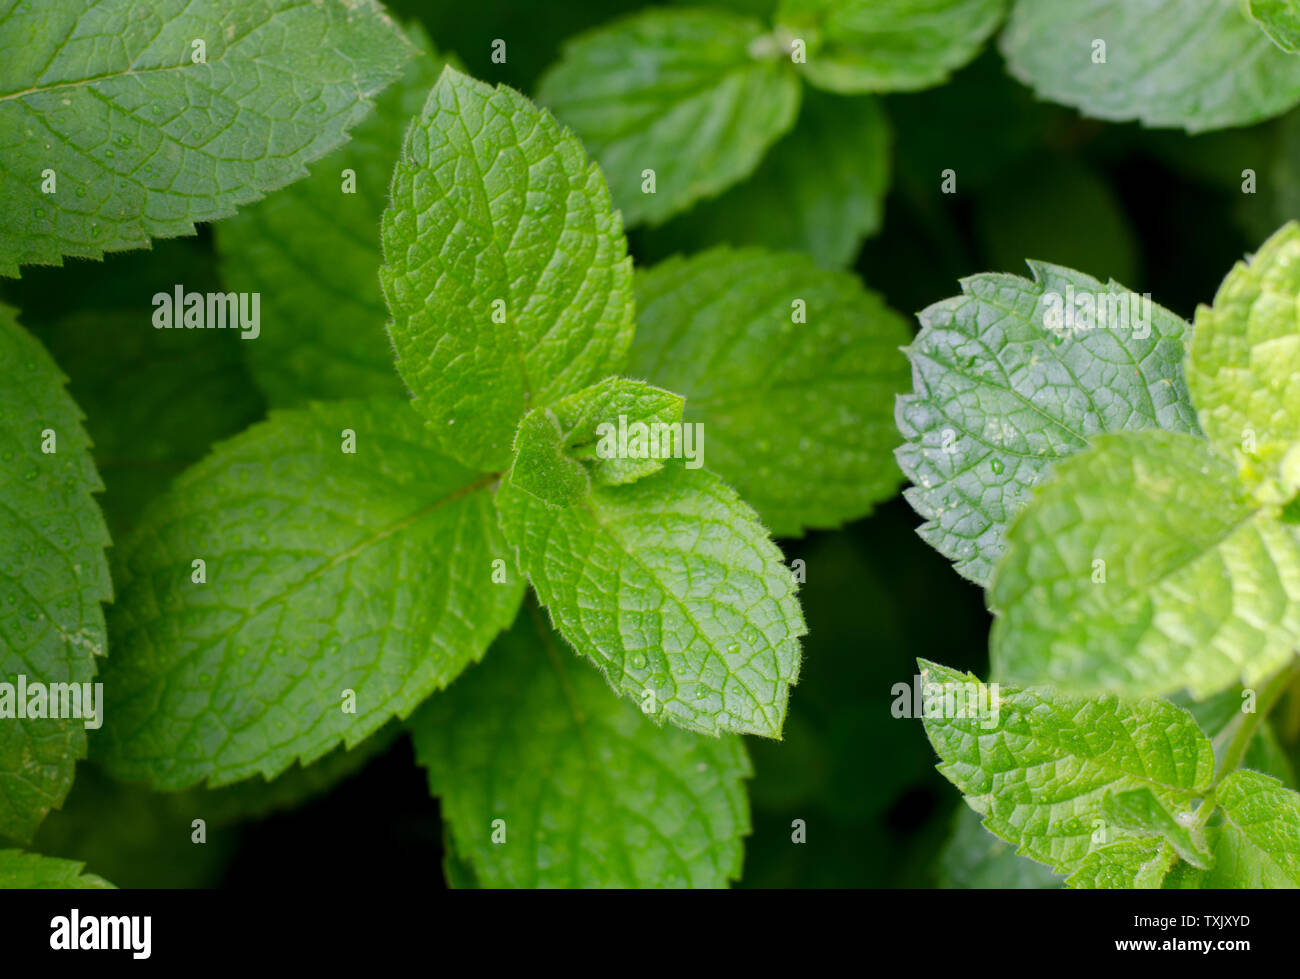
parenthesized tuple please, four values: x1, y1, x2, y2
(1, 240, 264, 538)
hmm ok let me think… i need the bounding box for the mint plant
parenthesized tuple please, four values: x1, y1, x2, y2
(919, 661, 1300, 888)
(536, 0, 1003, 266)
(12, 0, 1300, 895)
(0, 44, 909, 886)
(900, 223, 1300, 888)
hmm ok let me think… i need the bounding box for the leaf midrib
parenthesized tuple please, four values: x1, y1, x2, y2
(0, 59, 224, 103)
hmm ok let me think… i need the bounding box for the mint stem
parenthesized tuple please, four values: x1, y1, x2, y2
(1213, 656, 1300, 786)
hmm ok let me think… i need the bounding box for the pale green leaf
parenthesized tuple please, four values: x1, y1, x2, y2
(1249, 0, 1300, 52)
(1187, 222, 1300, 505)
(536, 8, 801, 226)
(96, 398, 524, 789)
(1000, 0, 1300, 132)
(495, 408, 805, 738)
(896, 263, 1198, 587)
(991, 431, 1300, 698)
(919, 660, 1214, 878)
(1067, 839, 1177, 889)
(412, 607, 752, 888)
(638, 89, 891, 269)
(0, 303, 110, 844)
(1201, 769, 1300, 886)
(216, 23, 444, 408)
(0, 0, 412, 276)
(0, 849, 113, 888)
(630, 247, 911, 536)
(379, 67, 633, 472)
(775, 0, 1006, 94)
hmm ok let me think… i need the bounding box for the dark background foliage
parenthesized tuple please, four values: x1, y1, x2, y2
(4, 1, 1289, 888)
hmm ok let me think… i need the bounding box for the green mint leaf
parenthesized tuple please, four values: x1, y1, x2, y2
(1067, 839, 1177, 889)
(96, 398, 524, 789)
(990, 431, 1300, 698)
(1187, 222, 1300, 505)
(0, 0, 411, 277)
(0, 849, 112, 888)
(939, 806, 1063, 888)
(918, 660, 1214, 879)
(216, 23, 445, 408)
(1101, 789, 1214, 869)
(536, 9, 801, 226)
(1001, 0, 1300, 132)
(507, 377, 685, 506)
(638, 89, 891, 269)
(630, 247, 910, 536)
(496, 401, 806, 738)
(411, 607, 753, 888)
(1201, 770, 1300, 886)
(1249, 0, 1300, 52)
(775, 0, 1006, 94)
(380, 67, 634, 473)
(897, 263, 1197, 587)
(0, 303, 110, 844)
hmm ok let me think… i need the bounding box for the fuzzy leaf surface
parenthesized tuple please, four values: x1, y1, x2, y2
(496, 410, 805, 738)
(380, 68, 633, 472)
(897, 262, 1197, 587)
(919, 661, 1214, 879)
(1199, 770, 1300, 887)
